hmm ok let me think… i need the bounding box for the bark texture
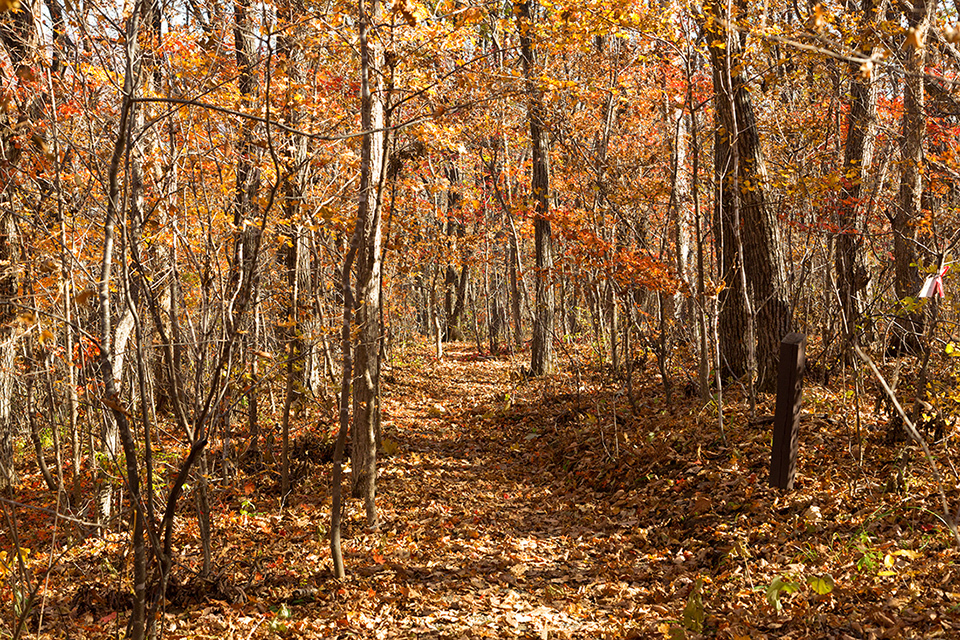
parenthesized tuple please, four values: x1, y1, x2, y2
(516, 0, 554, 376)
(349, 0, 386, 529)
(893, 0, 931, 332)
(0, 0, 41, 491)
(836, 0, 878, 348)
(707, 0, 790, 390)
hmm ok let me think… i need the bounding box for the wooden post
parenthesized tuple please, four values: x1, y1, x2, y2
(770, 333, 805, 490)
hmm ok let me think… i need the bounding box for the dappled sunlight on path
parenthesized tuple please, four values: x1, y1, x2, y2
(36, 341, 960, 639)
(373, 344, 657, 639)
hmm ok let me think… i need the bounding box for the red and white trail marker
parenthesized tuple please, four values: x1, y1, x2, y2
(919, 264, 950, 298)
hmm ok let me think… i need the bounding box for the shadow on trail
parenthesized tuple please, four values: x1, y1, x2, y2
(374, 346, 665, 637)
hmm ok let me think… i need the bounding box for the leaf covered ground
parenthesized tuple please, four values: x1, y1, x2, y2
(6, 342, 960, 638)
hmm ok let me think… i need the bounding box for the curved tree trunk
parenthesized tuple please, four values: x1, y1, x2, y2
(99, 5, 149, 634)
(349, 0, 386, 530)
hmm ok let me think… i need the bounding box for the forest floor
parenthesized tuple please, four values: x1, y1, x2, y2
(7, 341, 960, 638)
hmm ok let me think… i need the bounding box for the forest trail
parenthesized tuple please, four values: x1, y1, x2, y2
(346, 342, 960, 640)
(373, 344, 641, 638)
(27, 341, 960, 639)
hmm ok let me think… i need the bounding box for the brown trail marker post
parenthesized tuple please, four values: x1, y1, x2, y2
(770, 333, 805, 490)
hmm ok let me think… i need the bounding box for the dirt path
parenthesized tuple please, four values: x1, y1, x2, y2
(42, 341, 958, 639)
(370, 345, 650, 639)
(40, 342, 659, 640)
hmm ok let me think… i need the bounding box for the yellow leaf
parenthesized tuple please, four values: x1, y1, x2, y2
(16, 312, 35, 327)
(810, 3, 828, 29)
(945, 24, 960, 44)
(381, 437, 400, 455)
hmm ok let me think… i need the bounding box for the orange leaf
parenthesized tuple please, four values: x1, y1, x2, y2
(75, 289, 96, 306)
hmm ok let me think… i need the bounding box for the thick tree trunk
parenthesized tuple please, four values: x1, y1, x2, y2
(509, 239, 522, 348)
(231, 0, 262, 318)
(443, 163, 467, 340)
(0, 212, 17, 491)
(893, 0, 932, 350)
(0, 0, 42, 491)
(516, 0, 554, 376)
(707, 0, 790, 390)
(667, 99, 693, 328)
(277, 0, 310, 497)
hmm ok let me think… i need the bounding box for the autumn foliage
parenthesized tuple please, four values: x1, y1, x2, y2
(0, 0, 957, 636)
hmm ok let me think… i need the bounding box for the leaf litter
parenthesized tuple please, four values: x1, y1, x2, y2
(6, 342, 960, 638)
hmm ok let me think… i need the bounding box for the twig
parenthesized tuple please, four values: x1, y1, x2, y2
(854, 344, 960, 548)
(0, 496, 102, 529)
(242, 615, 265, 640)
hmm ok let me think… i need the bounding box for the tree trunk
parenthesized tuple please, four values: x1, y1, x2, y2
(707, 0, 790, 390)
(0, 0, 42, 491)
(443, 162, 467, 341)
(349, 0, 386, 530)
(666, 94, 693, 325)
(0, 211, 18, 491)
(836, 0, 878, 351)
(893, 0, 932, 349)
(277, 0, 310, 498)
(516, 0, 554, 376)
(509, 239, 522, 348)
(99, 6, 149, 634)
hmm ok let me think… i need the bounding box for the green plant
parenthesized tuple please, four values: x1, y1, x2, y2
(855, 531, 881, 573)
(792, 543, 819, 564)
(268, 602, 292, 633)
(766, 575, 800, 612)
(807, 574, 835, 595)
